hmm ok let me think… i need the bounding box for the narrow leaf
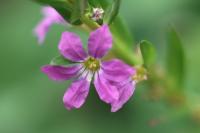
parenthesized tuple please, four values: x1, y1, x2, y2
(88, 0, 99, 7)
(166, 27, 185, 87)
(110, 17, 139, 65)
(70, 0, 87, 24)
(88, 0, 109, 9)
(103, 0, 121, 25)
(140, 40, 156, 68)
(111, 16, 134, 49)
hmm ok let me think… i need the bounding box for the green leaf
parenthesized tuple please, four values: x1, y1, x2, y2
(70, 0, 87, 24)
(166, 27, 185, 88)
(50, 55, 72, 66)
(103, 0, 121, 25)
(88, 0, 99, 7)
(140, 40, 156, 68)
(88, 0, 109, 9)
(110, 16, 134, 49)
(109, 17, 141, 65)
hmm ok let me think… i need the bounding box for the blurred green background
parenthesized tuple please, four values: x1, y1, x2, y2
(0, 0, 200, 133)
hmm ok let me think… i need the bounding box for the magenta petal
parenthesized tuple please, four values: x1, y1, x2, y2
(58, 32, 88, 62)
(111, 81, 136, 112)
(42, 7, 64, 23)
(88, 25, 112, 58)
(94, 71, 119, 104)
(102, 59, 136, 82)
(41, 64, 81, 81)
(63, 78, 90, 110)
(34, 18, 53, 44)
(34, 6, 65, 44)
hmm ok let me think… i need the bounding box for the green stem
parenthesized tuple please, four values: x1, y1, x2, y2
(80, 15, 100, 30)
(113, 39, 142, 65)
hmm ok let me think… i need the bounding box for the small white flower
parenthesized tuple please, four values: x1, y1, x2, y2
(91, 8, 104, 21)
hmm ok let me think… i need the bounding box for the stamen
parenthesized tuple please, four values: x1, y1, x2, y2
(83, 57, 100, 72)
(76, 64, 94, 82)
(76, 65, 87, 79)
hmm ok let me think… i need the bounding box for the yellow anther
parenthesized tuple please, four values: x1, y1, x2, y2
(84, 57, 100, 72)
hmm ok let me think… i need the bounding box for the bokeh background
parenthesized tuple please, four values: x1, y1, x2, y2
(0, 0, 200, 133)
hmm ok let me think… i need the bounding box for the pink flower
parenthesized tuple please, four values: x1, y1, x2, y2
(41, 25, 136, 112)
(109, 74, 137, 112)
(34, 6, 66, 44)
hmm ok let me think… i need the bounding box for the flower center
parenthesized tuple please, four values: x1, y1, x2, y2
(84, 57, 100, 72)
